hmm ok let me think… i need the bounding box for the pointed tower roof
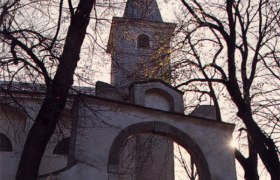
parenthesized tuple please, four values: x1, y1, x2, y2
(123, 0, 163, 22)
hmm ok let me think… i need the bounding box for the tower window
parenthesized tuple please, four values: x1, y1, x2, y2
(0, 134, 13, 152)
(137, 34, 150, 48)
(53, 137, 70, 155)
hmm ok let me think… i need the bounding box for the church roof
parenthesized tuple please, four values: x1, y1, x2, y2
(0, 81, 95, 96)
(123, 0, 163, 22)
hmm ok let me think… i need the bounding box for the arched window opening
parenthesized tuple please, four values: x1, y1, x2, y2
(0, 134, 13, 152)
(145, 88, 173, 111)
(53, 137, 70, 155)
(137, 34, 150, 48)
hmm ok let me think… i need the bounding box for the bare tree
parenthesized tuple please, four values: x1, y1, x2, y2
(0, 0, 97, 179)
(172, 0, 280, 179)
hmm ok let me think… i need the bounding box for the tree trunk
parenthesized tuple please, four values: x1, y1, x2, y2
(244, 165, 259, 180)
(15, 1, 95, 179)
(227, 83, 280, 180)
(235, 135, 259, 180)
(237, 109, 279, 180)
(15, 92, 65, 180)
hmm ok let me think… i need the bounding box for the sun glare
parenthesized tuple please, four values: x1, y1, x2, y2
(230, 139, 238, 148)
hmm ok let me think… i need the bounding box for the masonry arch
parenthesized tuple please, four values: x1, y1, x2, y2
(107, 121, 211, 180)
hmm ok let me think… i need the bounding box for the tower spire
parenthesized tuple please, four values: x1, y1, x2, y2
(123, 0, 163, 22)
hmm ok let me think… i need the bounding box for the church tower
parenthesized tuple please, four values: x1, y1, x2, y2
(107, 0, 176, 90)
(106, 1, 176, 180)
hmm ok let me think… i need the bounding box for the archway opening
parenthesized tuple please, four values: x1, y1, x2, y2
(117, 134, 199, 180)
(108, 122, 211, 180)
(174, 143, 199, 180)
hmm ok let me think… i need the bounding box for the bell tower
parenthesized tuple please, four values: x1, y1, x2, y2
(106, 1, 176, 180)
(107, 0, 176, 90)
